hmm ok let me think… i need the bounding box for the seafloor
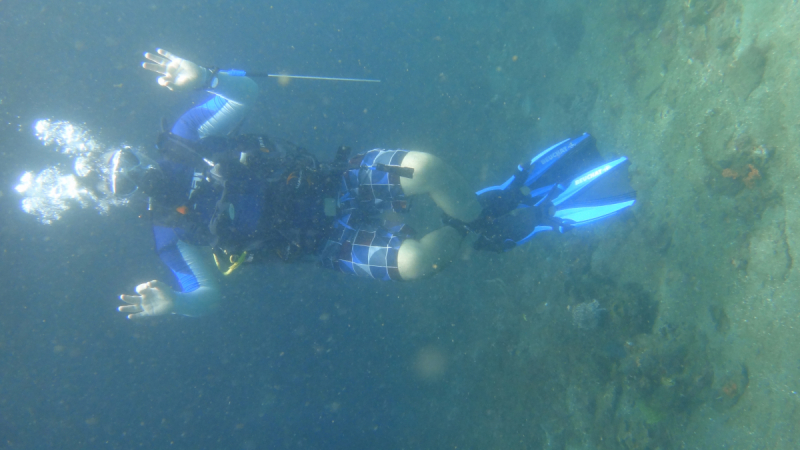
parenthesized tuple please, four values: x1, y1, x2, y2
(423, 0, 800, 447)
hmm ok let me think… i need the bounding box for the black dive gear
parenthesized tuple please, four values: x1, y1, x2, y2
(151, 132, 348, 266)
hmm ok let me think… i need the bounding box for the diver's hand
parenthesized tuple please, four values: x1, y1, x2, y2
(118, 280, 175, 320)
(142, 48, 210, 91)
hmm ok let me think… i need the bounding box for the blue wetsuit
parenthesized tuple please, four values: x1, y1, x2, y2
(150, 70, 257, 316)
(152, 72, 416, 316)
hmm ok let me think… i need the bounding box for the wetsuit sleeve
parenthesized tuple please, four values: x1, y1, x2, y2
(153, 225, 220, 316)
(170, 71, 259, 141)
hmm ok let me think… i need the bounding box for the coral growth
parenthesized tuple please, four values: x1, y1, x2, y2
(572, 299, 604, 329)
(743, 164, 760, 187)
(721, 164, 760, 188)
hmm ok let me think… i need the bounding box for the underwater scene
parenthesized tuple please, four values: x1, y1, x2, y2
(0, 0, 797, 448)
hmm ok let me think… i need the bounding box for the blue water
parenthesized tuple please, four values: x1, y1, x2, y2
(0, 2, 514, 447)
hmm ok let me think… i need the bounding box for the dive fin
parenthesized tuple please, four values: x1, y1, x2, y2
(547, 156, 636, 231)
(471, 134, 635, 252)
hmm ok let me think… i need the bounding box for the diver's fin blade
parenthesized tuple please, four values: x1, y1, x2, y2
(475, 135, 589, 198)
(551, 157, 634, 207)
(474, 133, 604, 219)
(549, 157, 636, 229)
(524, 133, 605, 192)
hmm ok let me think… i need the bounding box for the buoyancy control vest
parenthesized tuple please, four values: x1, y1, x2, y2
(151, 132, 350, 267)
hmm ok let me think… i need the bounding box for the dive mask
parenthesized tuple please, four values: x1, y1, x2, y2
(109, 148, 163, 197)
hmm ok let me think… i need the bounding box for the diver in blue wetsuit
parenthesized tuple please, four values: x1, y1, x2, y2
(117, 49, 636, 320)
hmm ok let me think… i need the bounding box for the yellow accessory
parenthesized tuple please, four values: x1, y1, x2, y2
(213, 251, 248, 276)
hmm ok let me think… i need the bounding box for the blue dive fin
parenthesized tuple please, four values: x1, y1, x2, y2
(549, 156, 636, 230)
(472, 134, 636, 252)
(476, 133, 594, 196)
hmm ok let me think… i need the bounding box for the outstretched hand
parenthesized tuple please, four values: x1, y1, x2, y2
(118, 280, 175, 320)
(142, 48, 208, 91)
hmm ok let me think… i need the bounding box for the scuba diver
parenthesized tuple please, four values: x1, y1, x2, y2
(116, 48, 636, 320)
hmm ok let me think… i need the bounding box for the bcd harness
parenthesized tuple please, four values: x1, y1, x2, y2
(152, 132, 351, 275)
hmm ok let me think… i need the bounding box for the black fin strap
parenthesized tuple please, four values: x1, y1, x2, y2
(441, 214, 471, 238)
